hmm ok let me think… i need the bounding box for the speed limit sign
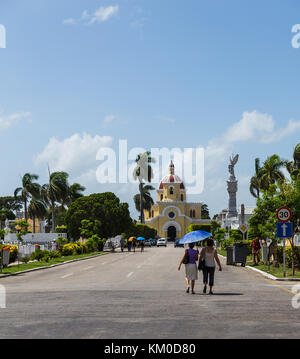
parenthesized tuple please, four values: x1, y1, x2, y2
(276, 206, 292, 222)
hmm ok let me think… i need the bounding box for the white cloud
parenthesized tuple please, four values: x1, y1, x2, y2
(89, 6, 119, 24)
(0, 111, 31, 131)
(223, 111, 274, 143)
(102, 115, 117, 128)
(34, 133, 113, 176)
(157, 115, 176, 123)
(222, 110, 300, 144)
(62, 18, 76, 25)
(63, 5, 119, 26)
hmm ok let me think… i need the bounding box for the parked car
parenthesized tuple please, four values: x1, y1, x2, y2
(144, 239, 152, 246)
(157, 238, 167, 247)
(150, 238, 157, 246)
(174, 239, 184, 248)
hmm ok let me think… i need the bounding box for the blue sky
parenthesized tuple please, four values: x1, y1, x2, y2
(1, 0, 300, 218)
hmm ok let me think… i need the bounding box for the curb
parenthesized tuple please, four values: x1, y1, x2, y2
(245, 265, 300, 281)
(0, 252, 110, 278)
(219, 254, 300, 281)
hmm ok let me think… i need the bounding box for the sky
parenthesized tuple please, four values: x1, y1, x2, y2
(0, 0, 300, 219)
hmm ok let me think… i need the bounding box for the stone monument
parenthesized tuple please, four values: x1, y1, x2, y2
(225, 154, 239, 229)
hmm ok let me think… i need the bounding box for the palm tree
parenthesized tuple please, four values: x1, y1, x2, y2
(285, 160, 299, 179)
(66, 183, 86, 207)
(259, 155, 285, 190)
(28, 198, 47, 233)
(133, 152, 155, 224)
(14, 173, 41, 222)
(250, 158, 262, 198)
(41, 170, 69, 232)
(133, 185, 155, 219)
(294, 143, 300, 169)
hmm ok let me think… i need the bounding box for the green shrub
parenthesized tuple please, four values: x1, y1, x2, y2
(21, 256, 30, 264)
(61, 242, 87, 256)
(55, 226, 67, 233)
(126, 223, 157, 239)
(42, 253, 51, 262)
(56, 237, 69, 252)
(277, 247, 300, 268)
(229, 229, 243, 242)
(30, 250, 51, 262)
(49, 250, 61, 259)
(186, 224, 211, 234)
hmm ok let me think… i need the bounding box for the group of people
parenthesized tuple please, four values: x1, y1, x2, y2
(178, 239, 222, 295)
(120, 237, 144, 253)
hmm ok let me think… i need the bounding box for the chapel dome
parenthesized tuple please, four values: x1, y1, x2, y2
(158, 161, 185, 189)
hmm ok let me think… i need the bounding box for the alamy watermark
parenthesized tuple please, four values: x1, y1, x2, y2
(292, 24, 300, 48)
(0, 24, 6, 49)
(292, 284, 300, 309)
(0, 285, 6, 309)
(95, 140, 204, 195)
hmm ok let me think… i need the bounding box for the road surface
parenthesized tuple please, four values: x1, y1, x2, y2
(0, 245, 299, 339)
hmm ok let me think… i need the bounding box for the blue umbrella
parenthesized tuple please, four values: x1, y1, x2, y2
(136, 237, 145, 241)
(179, 230, 212, 244)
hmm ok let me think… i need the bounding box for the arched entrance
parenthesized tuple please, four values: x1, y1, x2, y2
(167, 226, 177, 241)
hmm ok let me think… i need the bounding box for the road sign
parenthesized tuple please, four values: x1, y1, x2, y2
(276, 222, 293, 238)
(276, 206, 292, 222)
(239, 224, 248, 233)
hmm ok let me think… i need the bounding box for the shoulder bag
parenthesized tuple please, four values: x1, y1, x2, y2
(198, 248, 206, 271)
(183, 249, 190, 264)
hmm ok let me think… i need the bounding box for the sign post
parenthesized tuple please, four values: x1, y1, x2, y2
(239, 224, 248, 241)
(276, 207, 293, 278)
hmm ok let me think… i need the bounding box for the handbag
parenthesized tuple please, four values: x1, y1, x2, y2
(183, 249, 190, 264)
(198, 248, 206, 271)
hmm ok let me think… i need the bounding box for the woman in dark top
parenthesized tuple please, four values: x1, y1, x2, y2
(178, 243, 199, 294)
(140, 240, 145, 253)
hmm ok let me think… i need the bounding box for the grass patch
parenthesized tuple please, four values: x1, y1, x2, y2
(0, 252, 106, 275)
(247, 262, 300, 278)
(219, 250, 300, 278)
(217, 249, 227, 257)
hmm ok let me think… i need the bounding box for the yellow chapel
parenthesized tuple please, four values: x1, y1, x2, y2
(144, 161, 210, 240)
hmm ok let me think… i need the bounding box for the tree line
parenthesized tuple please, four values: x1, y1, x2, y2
(0, 171, 85, 233)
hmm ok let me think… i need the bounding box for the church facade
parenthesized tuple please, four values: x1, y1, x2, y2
(144, 162, 210, 240)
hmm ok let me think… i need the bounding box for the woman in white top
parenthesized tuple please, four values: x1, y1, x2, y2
(199, 238, 222, 295)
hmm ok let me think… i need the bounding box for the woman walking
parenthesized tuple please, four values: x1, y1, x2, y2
(178, 243, 199, 294)
(199, 238, 222, 295)
(132, 238, 137, 253)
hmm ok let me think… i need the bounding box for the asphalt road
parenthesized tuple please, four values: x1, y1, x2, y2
(0, 245, 299, 339)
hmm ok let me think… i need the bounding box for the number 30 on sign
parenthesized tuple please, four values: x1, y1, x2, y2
(276, 207, 292, 222)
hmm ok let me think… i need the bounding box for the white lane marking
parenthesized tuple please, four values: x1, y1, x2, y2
(127, 272, 134, 278)
(83, 266, 95, 271)
(61, 273, 73, 279)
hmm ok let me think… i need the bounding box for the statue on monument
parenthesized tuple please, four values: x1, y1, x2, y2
(228, 154, 239, 179)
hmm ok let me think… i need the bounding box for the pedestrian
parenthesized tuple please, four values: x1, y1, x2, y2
(250, 237, 261, 265)
(140, 240, 145, 253)
(268, 238, 278, 267)
(132, 238, 137, 253)
(120, 237, 125, 252)
(128, 240, 132, 252)
(178, 243, 199, 294)
(199, 238, 222, 295)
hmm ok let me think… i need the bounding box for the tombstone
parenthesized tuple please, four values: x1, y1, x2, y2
(2, 249, 10, 267)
